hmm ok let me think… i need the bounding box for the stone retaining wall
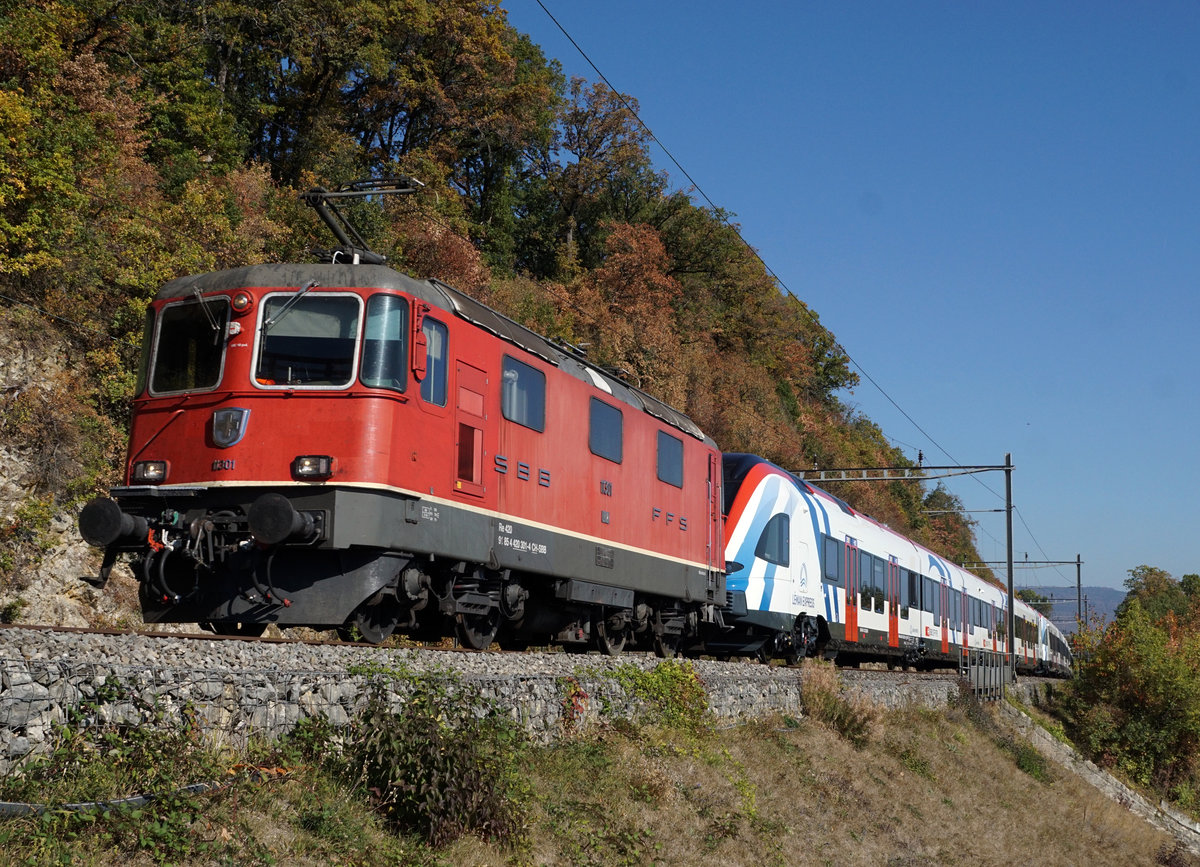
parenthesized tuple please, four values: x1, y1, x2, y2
(0, 627, 975, 773)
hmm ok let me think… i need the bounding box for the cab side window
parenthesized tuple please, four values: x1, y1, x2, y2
(756, 514, 790, 566)
(420, 317, 448, 406)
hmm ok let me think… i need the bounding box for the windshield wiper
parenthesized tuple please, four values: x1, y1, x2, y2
(262, 280, 320, 335)
(192, 286, 221, 343)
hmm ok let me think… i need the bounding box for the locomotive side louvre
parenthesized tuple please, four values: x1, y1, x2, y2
(719, 454, 1072, 675)
(81, 263, 724, 649)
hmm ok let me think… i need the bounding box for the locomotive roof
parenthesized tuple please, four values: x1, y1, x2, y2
(158, 263, 712, 444)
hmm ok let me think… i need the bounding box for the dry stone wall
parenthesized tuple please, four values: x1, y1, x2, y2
(0, 627, 986, 773)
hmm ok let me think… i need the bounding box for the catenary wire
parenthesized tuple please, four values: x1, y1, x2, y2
(530, 0, 1065, 577)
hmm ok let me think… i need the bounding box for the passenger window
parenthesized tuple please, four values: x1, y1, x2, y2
(755, 514, 790, 566)
(823, 536, 842, 584)
(501, 356, 545, 432)
(860, 551, 873, 610)
(420, 317, 448, 406)
(589, 398, 623, 463)
(360, 295, 408, 391)
(657, 431, 684, 487)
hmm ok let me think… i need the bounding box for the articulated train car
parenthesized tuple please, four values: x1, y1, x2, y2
(716, 454, 1073, 675)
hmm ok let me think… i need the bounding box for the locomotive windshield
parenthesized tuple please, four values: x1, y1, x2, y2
(359, 294, 408, 391)
(255, 294, 361, 387)
(149, 298, 230, 394)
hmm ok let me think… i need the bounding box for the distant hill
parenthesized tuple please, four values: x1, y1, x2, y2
(1027, 585, 1125, 634)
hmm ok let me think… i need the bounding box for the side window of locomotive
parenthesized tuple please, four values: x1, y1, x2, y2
(657, 431, 683, 487)
(420, 317, 448, 406)
(589, 398, 623, 462)
(135, 308, 156, 396)
(150, 298, 230, 394)
(755, 513, 790, 566)
(257, 294, 361, 387)
(360, 295, 408, 391)
(501, 355, 546, 432)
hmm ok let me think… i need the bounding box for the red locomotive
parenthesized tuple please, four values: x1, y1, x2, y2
(79, 182, 726, 650)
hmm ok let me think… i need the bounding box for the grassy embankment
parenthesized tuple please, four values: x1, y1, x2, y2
(0, 660, 1190, 866)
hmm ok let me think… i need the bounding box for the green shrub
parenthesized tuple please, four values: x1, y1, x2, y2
(1064, 599, 1200, 793)
(343, 674, 529, 848)
(610, 659, 710, 733)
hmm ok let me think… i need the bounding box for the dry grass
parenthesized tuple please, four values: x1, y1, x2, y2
(445, 699, 1194, 867)
(4, 685, 1189, 865)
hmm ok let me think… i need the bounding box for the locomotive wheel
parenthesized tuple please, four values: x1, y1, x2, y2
(653, 631, 680, 658)
(593, 616, 628, 656)
(344, 597, 401, 644)
(456, 611, 500, 650)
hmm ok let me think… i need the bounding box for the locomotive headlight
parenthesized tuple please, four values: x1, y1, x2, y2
(131, 460, 168, 484)
(292, 455, 333, 479)
(231, 290, 254, 314)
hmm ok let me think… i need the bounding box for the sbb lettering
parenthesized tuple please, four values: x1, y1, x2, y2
(494, 454, 551, 488)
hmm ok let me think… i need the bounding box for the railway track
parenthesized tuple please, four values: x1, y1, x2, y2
(0, 621, 994, 684)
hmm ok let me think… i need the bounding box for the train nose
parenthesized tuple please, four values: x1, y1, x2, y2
(78, 497, 148, 547)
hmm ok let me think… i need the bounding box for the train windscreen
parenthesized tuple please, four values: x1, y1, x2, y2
(149, 297, 230, 394)
(256, 294, 361, 387)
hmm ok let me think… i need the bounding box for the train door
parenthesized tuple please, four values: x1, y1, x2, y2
(961, 591, 969, 655)
(940, 580, 950, 655)
(844, 538, 859, 642)
(887, 557, 899, 648)
(454, 361, 487, 498)
(996, 601, 1004, 655)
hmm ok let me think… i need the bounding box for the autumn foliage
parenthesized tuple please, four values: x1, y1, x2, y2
(1063, 566, 1200, 808)
(0, 0, 983, 572)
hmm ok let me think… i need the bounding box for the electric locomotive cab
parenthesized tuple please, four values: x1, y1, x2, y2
(79, 265, 450, 636)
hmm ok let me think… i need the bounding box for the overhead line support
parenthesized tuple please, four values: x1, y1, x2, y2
(800, 456, 1019, 684)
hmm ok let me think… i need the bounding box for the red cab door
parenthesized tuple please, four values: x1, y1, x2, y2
(454, 361, 487, 498)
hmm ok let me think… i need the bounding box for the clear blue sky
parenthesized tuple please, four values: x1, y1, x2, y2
(503, 1, 1200, 594)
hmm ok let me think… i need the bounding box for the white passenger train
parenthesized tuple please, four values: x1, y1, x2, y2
(714, 454, 1072, 676)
